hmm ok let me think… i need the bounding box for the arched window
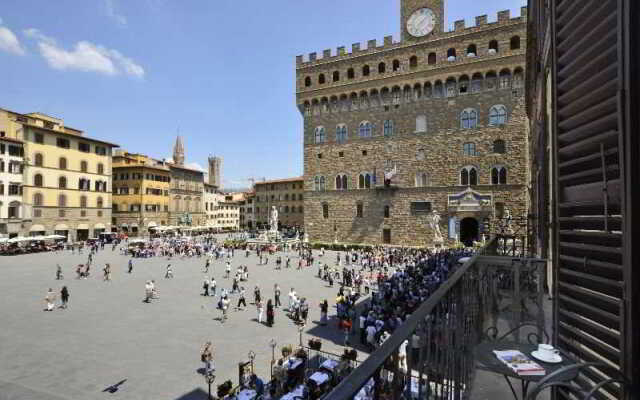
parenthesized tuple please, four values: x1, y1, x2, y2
(409, 56, 418, 69)
(318, 74, 326, 84)
(350, 93, 358, 110)
(322, 203, 329, 219)
(80, 195, 87, 208)
(461, 109, 478, 129)
(58, 194, 67, 207)
(356, 202, 364, 218)
(403, 85, 412, 103)
(347, 68, 355, 79)
(486, 71, 498, 90)
(510, 36, 521, 50)
(489, 105, 508, 125)
(303, 101, 311, 116)
(471, 73, 484, 93)
(362, 65, 370, 76)
(447, 48, 456, 60)
(383, 205, 390, 218)
(314, 127, 326, 144)
(423, 82, 431, 98)
(415, 172, 428, 187)
(80, 160, 88, 172)
(433, 81, 444, 97)
(341, 174, 347, 190)
(58, 176, 67, 189)
(467, 44, 477, 57)
(59, 157, 67, 170)
(97, 197, 104, 209)
(513, 68, 524, 88)
(304, 76, 311, 87)
(34, 153, 43, 167)
(314, 176, 326, 191)
(34, 173, 43, 187)
(392, 59, 400, 72)
(97, 163, 104, 175)
(392, 87, 401, 104)
(493, 139, 506, 154)
(336, 124, 347, 143)
(33, 193, 43, 206)
(416, 115, 427, 133)
(335, 174, 348, 191)
(333, 71, 340, 82)
(491, 166, 508, 184)
(499, 69, 511, 89)
(378, 62, 386, 74)
(358, 173, 372, 189)
(460, 166, 478, 186)
(459, 75, 469, 94)
(383, 120, 394, 137)
(359, 121, 372, 138)
(446, 78, 457, 97)
(428, 52, 437, 65)
(489, 40, 499, 54)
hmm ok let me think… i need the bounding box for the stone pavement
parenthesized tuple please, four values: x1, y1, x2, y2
(0, 240, 349, 400)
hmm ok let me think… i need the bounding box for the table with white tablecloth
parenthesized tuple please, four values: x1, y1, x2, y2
(280, 384, 306, 400)
(234, 388, 256, 400)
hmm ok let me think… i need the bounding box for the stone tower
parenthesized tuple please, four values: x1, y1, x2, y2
(173, 135, 185, 166)
(208, 155, 222, 189)
(401, 0, 445, 43)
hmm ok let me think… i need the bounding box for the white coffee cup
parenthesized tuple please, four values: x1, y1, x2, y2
(538, 344, 559, 359)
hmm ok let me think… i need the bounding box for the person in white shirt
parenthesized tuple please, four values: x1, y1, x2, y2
(288, 288, 297, 311)
(366, 325, 377, 350)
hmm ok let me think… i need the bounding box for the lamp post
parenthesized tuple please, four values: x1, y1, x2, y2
(204, 371, 216, 400)
(269, 339, 277, 380)
(248, 350, 256, 375)
(298, 324, 305, 347)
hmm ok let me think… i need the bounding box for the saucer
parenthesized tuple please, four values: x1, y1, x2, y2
(531, 350, 562, 364)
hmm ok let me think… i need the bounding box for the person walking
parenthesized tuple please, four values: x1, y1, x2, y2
(56, 264, 63, 280)
(237, 287, 247, 310)
(274, 284, 281, 308)
(225, 262, 231, 278)
(221, 295, 230, 323)
(204, 258, 210, 273)
(103, 264, 111, 281)
(203, 277, 210, 296)
(144, 281, 153, 303)
(256, 299, 264, 324)
(44, 288, 56, 311)
(288, 288, 296, 311)
(210, 277, 217, 296)
(60, 286, 69, 309)
(128, 259, 133, 274)
(201, 341, 214, 375)
(254, 285, 261, 304)
(266, 299, 274, 327)
(320, 299, 328, 325)
(165, 264, 173, 279)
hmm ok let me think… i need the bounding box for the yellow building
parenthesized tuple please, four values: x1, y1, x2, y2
(0, 108, 117, 240)
(112, 150, 170, 235)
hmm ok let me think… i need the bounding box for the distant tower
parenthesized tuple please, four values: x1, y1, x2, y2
(208, 155, 222, 189)
(173, 136, 185, 166)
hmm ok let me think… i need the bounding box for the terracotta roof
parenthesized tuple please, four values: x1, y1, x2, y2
(24, 124, 119, 147)
(255, 177, 303, 185)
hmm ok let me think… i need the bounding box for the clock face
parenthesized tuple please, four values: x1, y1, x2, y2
(407, 8, 435, 37)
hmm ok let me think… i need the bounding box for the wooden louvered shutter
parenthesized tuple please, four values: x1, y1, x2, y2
(552, 0, 638, 398)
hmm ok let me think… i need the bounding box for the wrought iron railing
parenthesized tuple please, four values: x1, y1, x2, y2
(323, 238, 555, 400)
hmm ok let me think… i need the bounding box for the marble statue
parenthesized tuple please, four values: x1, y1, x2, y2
(428, 210, 444, 243)
(270, 206, 278, 232)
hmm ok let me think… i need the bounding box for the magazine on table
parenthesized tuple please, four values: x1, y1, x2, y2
(493, 350, 546, 376)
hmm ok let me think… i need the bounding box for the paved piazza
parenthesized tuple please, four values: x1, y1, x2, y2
(0, 239, 348, 400)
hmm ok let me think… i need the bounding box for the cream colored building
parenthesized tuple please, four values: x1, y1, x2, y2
(203, 183, 223, 228)
(0, 137, 25, 237)
(0, 108, 117, 240)
(215, 197, 240, 231)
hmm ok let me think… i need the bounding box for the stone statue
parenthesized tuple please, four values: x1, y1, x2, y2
(428, 210, 443, 243)
(504, 209, 514, 234)
(269, 206, 279, 232)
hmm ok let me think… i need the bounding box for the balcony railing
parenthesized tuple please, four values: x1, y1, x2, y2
(323, 236, 629, 400)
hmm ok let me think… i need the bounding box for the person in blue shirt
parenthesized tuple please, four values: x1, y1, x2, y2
(250, 374, 264, 396)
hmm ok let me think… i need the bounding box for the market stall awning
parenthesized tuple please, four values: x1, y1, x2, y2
(147, 221, 157, 227)
(77, 224, 89, 230)
(54, 224, 69, 231)
(94, 223, 106, 229)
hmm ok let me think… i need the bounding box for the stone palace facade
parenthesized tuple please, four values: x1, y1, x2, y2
(296, 0, 528, 246)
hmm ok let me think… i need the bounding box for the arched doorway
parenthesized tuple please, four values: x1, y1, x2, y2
(460, 217, 479, 246)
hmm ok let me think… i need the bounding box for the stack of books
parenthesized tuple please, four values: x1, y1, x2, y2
(493, 350, 546, 376)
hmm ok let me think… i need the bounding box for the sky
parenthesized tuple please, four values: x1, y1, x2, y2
(0, 0, 526, 189)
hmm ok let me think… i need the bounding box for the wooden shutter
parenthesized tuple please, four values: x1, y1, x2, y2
(552, 0, 637, 398)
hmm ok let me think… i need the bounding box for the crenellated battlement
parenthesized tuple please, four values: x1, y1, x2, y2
(296, 6, 527, 68)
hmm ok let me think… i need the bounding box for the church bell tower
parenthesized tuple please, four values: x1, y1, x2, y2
(173, 135, 185, 166)
(401, 0, 445, 43)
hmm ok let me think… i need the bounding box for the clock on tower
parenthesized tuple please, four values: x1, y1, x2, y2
(401, 0, 445, 42)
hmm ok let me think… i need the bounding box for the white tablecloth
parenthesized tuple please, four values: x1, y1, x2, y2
(280, 385, 305, 400)
(235, 389, 256, 400)
(309, 371, 330, 385)
(320, 359, 339, 371)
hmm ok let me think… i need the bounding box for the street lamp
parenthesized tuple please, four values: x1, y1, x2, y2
(298, 324, 305, 347)
(269, 339, 277, 380)
(248, 350, 256, 373)
(204, 371, 216, 400)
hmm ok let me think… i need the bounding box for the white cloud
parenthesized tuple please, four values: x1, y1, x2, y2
(24, 28, 144, 78)
(0, 19, 26, 55)
(104, 0, 127, 26)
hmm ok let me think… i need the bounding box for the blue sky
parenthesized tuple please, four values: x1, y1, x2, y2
(0, 0, 525, 189)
